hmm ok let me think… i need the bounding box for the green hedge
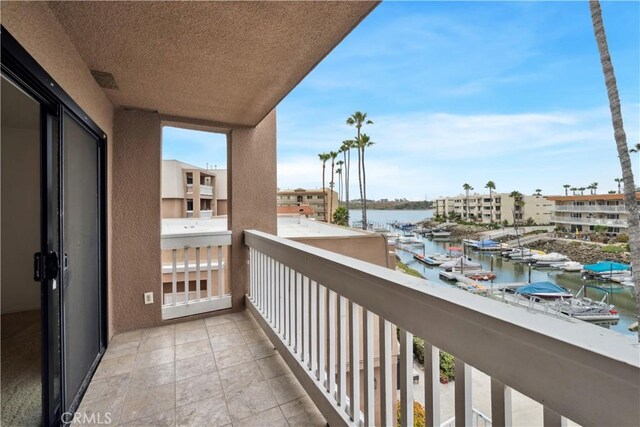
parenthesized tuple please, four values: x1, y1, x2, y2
(412, 337, 455, 382)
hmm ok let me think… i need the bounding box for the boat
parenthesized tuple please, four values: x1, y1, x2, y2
(560, 261, 583, 272)
(514, 282, 573, 300)
(439, 257, 482, 272)
(414, 252, 453, 266)
(549, 286, 619, 322)
(430, 230, 451, 239)
(465, 271, 497, 281)
(583, 261, 630, 279)
(532, 252, 569, 265)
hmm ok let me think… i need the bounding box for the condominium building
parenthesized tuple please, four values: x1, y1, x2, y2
(161, 160, 228, 218)
(435, 192, 554, 224)
(277, 188, 339, 221)
(548, 193, 639, 234)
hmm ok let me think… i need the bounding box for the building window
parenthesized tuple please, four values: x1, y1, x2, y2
(187, 199, 193, 211)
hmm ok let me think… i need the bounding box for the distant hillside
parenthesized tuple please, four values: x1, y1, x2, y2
(348, 200, 433, 210)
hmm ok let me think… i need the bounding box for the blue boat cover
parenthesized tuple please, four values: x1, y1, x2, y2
(515, 282, 568, 295)
(583, 261, 630, 272)
(477, 240, 498, 247)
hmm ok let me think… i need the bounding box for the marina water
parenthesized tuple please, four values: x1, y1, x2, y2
(353, 210, 636, 336)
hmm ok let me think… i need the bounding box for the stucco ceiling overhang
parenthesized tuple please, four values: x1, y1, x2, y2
(47, 1, 378, 127)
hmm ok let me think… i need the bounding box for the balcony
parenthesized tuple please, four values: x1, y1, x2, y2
(554, 205, 626, 213)
(551, 215, 626, 227)
(186, 183, 194, 194)
(200, 184, 214, 196)
(200, 210, 213, 219)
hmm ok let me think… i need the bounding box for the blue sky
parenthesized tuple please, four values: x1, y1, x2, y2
(164, 1, 639, 200)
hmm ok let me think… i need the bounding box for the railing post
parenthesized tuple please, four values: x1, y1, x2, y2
(400, 329, 414, 427)
(327, 290, 336, 396)
(218, 245, 223, 298)
(543, 406, 567, 427)
(380, 319, 393, 427)
(171, 249, 177, 306)
(349, 302, 360, 422)
(184, 247, 190, 306)
(424, 342, 440, 427)
(454, 358, 472, 427)
(363, 310, 374, 426)
(207, 246, 212, 299)
(491, 378, 512, 427)
(195, 247, 201, 301)
(337, 295, 347, 410)
(317, 284, 326, 384)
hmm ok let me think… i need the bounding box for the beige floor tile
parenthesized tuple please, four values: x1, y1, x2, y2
(93, 354, 136, 379)
(176, 372, 224, 407)
(74, 394, 125, 425)
(218, 361, 265, 399)
(174, 319, 206, 333)
(234, 406, 288, 427)
(247, 339, 277, 359)
(234, 318, 259, 332)
(207, 322, 240, 337)
(209, 333, 245, 352)
(120, 382, 175, 423)
(230, 311, 254, 323)
(139, 333, 175, 352)
(240, 328, 267, 344)
(128, 362, 175, 392)
(175, 394, 230, 427)
(256, 354, 289, 380)
(213, 345, 253, 370)
(82, 372, 130, 403)
(204, 314, 235, 328)
(135, 347, 175, 370)
(110, 330, 143, 346)
(119, 408, 175, 427)
(175, 328, 209, 346)
(280, 396, 326, 427)
(176, 353, 217, 382)
(103, 339, 139, 359)
(176, 339, 212, 360)
(268, 373, 306, 405)
(226, 381, 278, 423)
(142, 323, 175, 338)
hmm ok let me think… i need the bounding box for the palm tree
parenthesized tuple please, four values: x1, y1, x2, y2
(340, 140, 354, 212)
(630, 143, 640, 178)
(590, 0, 640, 332)
(328, 151, 338, 222)
(318, 153, 330, 221)
(336, 160, 344, 203)
(534, 189, 542, 196)
(346, 111, 373, 228)
(578, 187, 586, 195)
(462, 183, 473, 220)
(356, 134, 375, 230)
(563, 184, 571, 196)
(485, 181, 496, 223)
(590, 182, 599, 195)
(608, 190, 617, 194)
(614, 178, 623, 193)
(570, 187, 578, 196)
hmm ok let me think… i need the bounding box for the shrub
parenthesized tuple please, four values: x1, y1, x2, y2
(602, 245, 625, 254)
(440, 351, 455, 382)
(396, 401, 426, 427)
(616, 233, 629, 243)
(413, 337, 425, 365)
(332, 206, 349, 226)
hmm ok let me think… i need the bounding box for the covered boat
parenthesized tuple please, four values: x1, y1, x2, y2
(439, 257, 482, 271)
(515, 282, 573, 299)
(583, 261, 630, 275)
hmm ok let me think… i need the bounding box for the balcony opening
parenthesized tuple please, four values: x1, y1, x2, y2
(160, 126, 231, 319)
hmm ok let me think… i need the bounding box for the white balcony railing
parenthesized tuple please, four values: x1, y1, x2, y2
(200, 210, 213, 219)
(186, 183, 194, 193)
(200, 184, 214, 196)
(161, 231, 231, 320)
(555, 204, 626, 213)
(245, 229, 639, 427)
(186, 210, 194, 218)
(551, 215, 626, 227)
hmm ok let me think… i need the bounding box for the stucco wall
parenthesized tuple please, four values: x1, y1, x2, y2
(291, 234, 390, 268)
(112, 109, 162, 333)
(228, 110, 277, 310)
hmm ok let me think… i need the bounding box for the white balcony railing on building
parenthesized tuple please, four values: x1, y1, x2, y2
(161, 231, 231, 320)
(200, 184, 214, 196)
(200, 210, 213, 219)
(186, 183, 194, 193)
(245, 229, 638, 427)
(555, 204, 626, 213)
(186, 210, 194, 218)
(551, 215, 626, 227)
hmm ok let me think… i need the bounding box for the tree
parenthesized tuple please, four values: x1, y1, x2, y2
(590, 182, 599, 195)
(509, 191, 525, 227)
(346, 112, 373, 229)
(590, 0, 640, 337)
(563, 184, 571, 196)
(356, 134, 375, 230)
(328, 151, 338, 222)
(318, 153, 330, 221)
(614, 177, 623, 193)
(608, 190, 617, 194)
(534, 188, 542, 196)
(578, 187, 586, 195)
(462, 183, 473, 220)
(570, 187, 578, 195)
(630, 143, 640, 178)
(340, 140, 354, 213)
(336, 160, 344, 203)
(332, 206, 349, 226)
(485, 181, 496, 223)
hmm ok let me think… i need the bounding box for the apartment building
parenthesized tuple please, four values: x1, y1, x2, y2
(277, 188, 339, 221)
(2, 3, 636, 427)
(548, 193, 639, 235)
(161, 160, 228, 218)
(435, 192, 554, 224)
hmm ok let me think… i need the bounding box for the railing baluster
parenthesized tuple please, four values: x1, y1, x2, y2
(288, 268, 294, 347)
(280, 263, 285, 335)
(491, 378, 512, 427)
(400, 328, 414, 427)
(207, 246, 212, 299)
(310, 280, 317, 374)
(195, 247, 201, 301)
(275, 261, 280, 332)
(349, 302, 360, 422)
(338, 295, 347, 410)
(425, 342, 441, 427)
(171, 249, 177, 306)
(543, 406, 566, 427)
(380, 319, 393, 427)
(218, 245, 223, 297)
(454, 358, 472, 427)
(303, 276, 309, 364)
(317, 284, 326, 384)
(184, 247, 189, 305)
(363, 309, 374, 426)
(284, 266, 289, 341)
(296, 272, 302, 357)
(327, 290, 336, 397)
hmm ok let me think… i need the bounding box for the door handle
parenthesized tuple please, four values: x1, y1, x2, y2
(33, 251, 59, 281)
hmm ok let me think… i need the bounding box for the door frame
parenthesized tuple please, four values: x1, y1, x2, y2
(1, 26, 108, 425)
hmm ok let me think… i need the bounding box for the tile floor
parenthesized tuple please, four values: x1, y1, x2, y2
(75, 311, 326, 426)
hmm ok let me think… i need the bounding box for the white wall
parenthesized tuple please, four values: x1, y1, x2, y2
(1, 127, 41, 314)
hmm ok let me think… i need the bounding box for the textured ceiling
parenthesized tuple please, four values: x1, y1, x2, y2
(47, 1, 378, 127)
